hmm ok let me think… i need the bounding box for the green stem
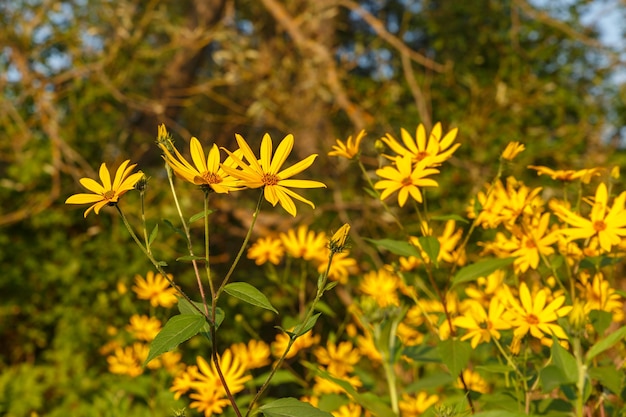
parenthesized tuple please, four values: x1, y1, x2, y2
(140, 190, 151, 255)
(245, 251, 336, 417)
(115, 205, 207, 319)
(165, 164, 209, 316)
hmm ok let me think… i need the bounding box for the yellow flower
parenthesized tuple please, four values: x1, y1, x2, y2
(359, 268, 400, 308)
(132, 271, 178, 308)
(579, 272, 624, 322)
(506, 282, 572, 344)
(332, 403, 368, 417)
(374, 154, 439, 207)
(314, 341, 361, 376)
(159, 136, 243, 193)
(65, 160, 143, 217)
(230, 340, 271, 370)
(171, 365, 199, 399)
(271, 328, 320, 359)
(528, 165, 604, 183)
(189, 384, 231, 417)
(222, 133, 326, 216)
(381, 122, 460, 167)
(247, 236, 284, 265)
(328, 130, 366, 160)
(501, 141, 525, 161)
(194, 349, 252, 396)
(399, 392, 440, 416)
(453, 300, 511, 349)
(551, 183, 626, 252)
(126, 314, 162, 341)
(280, 225, 328, 263)
(107, 342, 147, 377)
(313, 373, 362, 394)
(457, 369, 490, 393)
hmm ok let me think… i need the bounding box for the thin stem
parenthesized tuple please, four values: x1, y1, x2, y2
(165, 164, 209, 316)
(115, 205, 207, 320)
(204, 190, 215, 298)
(245, 251, 336, 416)
(356, 159, 404, 231)
(140, 190, 151, 255)
(216, 191, 264, 299)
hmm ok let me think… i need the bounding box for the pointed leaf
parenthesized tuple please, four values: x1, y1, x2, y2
(418, 236, 440, 266)
(451, 257, 514, 288)
(365, 238, 420, 258)
(224, 282, 278, 314)
(189, 210, 214, 224)
(148, 223, 159, 245)
(144, 314, 206, 366)
(259, 397, 333, 417)
(438, 338, 471, 377)
(551, 339, 578, 384)
(586, 326, 626, 362)
(293, 313, 321, 337)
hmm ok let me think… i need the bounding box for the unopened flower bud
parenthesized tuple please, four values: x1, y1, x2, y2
(328, 223, 350, 253)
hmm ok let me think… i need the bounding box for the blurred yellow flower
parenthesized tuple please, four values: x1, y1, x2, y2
(159, 136, 243, 193)
(399, 392, 440, 416)
(579, 272, 624, 322)
(271, 328, 320, 359)
(132, 271, 178, 308)
(65, 160, 143, 217)
(280, 225, 328, 263)
(222, 133, 326, 216)
(318, 251, 358, 284)
(381, 122, 460, 167)
(375, 154, 439, 207)
(313, 373, 362, 394)
(359, 268, 400, 308)
(501, 141, 525, 161)
(247, 236, 284, 265)
(314, 341, 361, 376)
(332, 403, 368, 417)
(230, 340, 271, 370)
(189, 385, 230, 417)
(107, 342, 147, 377)
(195, 350, 251, 394)
(126, 314, 162, 341)
(171, 365, 199, 399)
(528, 165, 604, 184)
(328, 129, 366, 160)
(457, 369, 490, 393)
(552, 183, 626, 252)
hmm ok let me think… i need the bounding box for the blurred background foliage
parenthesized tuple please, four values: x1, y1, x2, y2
(1, 0, 625, 415)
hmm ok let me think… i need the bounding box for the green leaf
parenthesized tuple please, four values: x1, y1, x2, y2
(148, 223, 159, 245)
(438, 338, 471, 377)
(293, 313, 321, 337)
(365, 238, 420, 258)
(540, 365, 568, 392)
(451, 257, 514, 288)
(402, 344, 441, 364)
(418, 236, 440, 266)
(176, 255, 207, 262)
(475, 364, 516, 374)
(224, 282, 278, 314)
(176, 298, 224, 340)
(162, 218, 185, 238)
(589, 310, 612, 335)
(259, 397, 333, 417)
(144, 314, 206, 366)
(430, 214, 470, 224)
(587, 365, 623, 394)
(551, 339, 578, 384)
(586, 326, 626, 362)
(473, 412, 534, 417)
(189, 210, 213, 224)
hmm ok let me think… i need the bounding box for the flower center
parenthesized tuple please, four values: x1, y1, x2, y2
(415, 151, 430, 161)
(103, 190, 116, 201)
(201, 172, 222, 184)
(526, 314, 539, 325)
(401, 177, 413, 186)
(262, 173, 279, 186)
(593, 220, 606, 232)
(525, 239, 536, 249)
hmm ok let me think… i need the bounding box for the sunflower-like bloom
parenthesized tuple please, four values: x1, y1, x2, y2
(132, 271, 178, 308)
(551, 183, 626, 252)
(279, 225, 328, 263)
(314, 341, 361, 376)
(359, 268, 400, 308)
(159, 136, 243, 193)
(65, 160, 144, 217)
(506, 282, 572, 345)
(247, 236, 284, 265)
(528, 165, 604, 184)
(125, 314, 162, 342)
(381, 122, 460, 167)
(328, 130, 366, 160)
(374, 154, 439, 207)
(222, 133, 327, 216)
(501, 141, 525, 161)
(453, 300, 511, 348)
(230, 340, 271, 370)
